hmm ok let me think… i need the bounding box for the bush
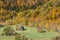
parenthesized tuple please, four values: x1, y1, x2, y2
(3, 27, 11, 36)
(53, 36, 60, 40)
(3, 26, 17, 36)
(15, 34, 28, 40)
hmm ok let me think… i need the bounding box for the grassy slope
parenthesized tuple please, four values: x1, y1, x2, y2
(0, 25, 60, 40)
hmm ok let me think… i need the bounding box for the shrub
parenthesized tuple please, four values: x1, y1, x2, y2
(15, 34, 28, 40)
(3, 27, 11, 36)
(53, 36, 60, 40)
(3, 26, 17, 36)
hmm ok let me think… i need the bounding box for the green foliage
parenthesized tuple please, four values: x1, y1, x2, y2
(3, 26, 16, 36)
(3, 27, 11, 35)
(15, 34, 28, 40)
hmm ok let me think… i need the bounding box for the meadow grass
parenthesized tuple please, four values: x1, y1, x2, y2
(0, 25, 60, 40)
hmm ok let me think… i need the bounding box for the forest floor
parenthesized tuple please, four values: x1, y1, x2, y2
(0, 25, 60, 40)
